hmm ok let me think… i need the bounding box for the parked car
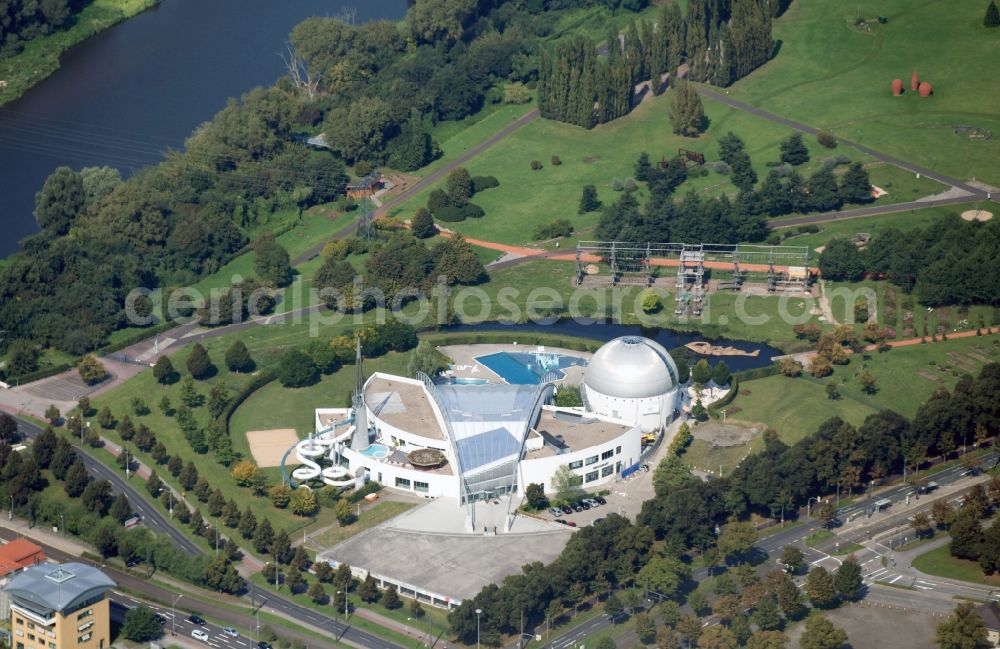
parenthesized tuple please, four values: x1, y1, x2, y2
(595, 496, 607, 505)
(566, 521, 577, 527)
(560, 505, 573, 515)
(571, 503, 584, 512)
(191, 630, 210, 642)
(222, 628, 239, 638)
(549, 507, 564, 517)
(584, 498, 600, 508)
(187, 614, 206, 625)
(554, 518, 567, 525)
(257, 643, 272, 649)
(155, 614, 166, 625)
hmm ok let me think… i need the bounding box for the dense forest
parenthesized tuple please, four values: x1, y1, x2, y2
(0, 0, 640, 361)
(539, 0, 777, 127)
(818, 216, 1000, 305)
(447, 361, 1000, 643)
(0, 0, 84, 57)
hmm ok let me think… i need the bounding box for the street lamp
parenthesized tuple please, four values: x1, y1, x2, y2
(475, 608, 482, 649)
(9, 495, 13, 520)
(807, 496, 822, 518)
(171, 593, 183, 636)
(59, 514, 64, 536)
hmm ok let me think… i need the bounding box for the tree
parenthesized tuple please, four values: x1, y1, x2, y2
(950, 509, 984, 560)
(635, 612, 657, 644)
(411, 208, 436, 238)
(858, 370, 878, 394)
(308, 581, 327, 604)
(107, 492, 132, 523)
(179, 461, 199, 490)
(382, 584, 402, 609)
(525, 483, 548, 510)
(334, 498, 354, 525)
(409, 597, 424, 619)
(801, 616, 848, 649)
(277, 349, 319, 387)
(446, 167, 474, 207)
(408, 340, 446, 379)
(807, 167, 842, 212)
(699, 626, 738, 649)
(34, 166, 84, 235)
(605, 593, 624, 620)
(291, 546, 310, 571)
(225, 340, 254, 373)
(274, 529, 293, 564)
(778, 357, 803, 377)
(668, 80, 705, 137)
(97, 406, 116, 429)
(92, 524, 118, 558)
(780, 545, 805, 573)
(552, 464, 584, 502)
(122, 605, 162, 642)
(239, 508, 257, 539)
(834, 556, 862, 600)
(718, 521, 758, 559)
(254, 518, 275, 554)
(691, 359, 712, 386)
(269, 483, 292, 509)
(6, 340, 39, 377)
(985, 0, 1000, 27)
(64, 459, 90, 497)
(579, 185, 602, 213)
(593, 639, 616, 649)
(779, 133, 809, 166)
(746, 631, 790, 649)
(77, 355, 107, 385)
(253, 233, 293, 287)
(754, 595, 783, 631)
(153, 356, 176, 384)
(290, 488, 319, 516)
(818, 238, 864, 281)
(145, 470, 162, 497)
(936, 602, 988, 649)
(912, 511, 933, 537)
(687, 589, 709, 615)
(826, 381, 840, 400)
(804, 566, 837, 607)
(711, 361, 731, 386)
(81, 480, 113, 515)
(839, 162, 873, 204)
(186, 343, 213, 380)
(32, 427, 57, 467)
(231, 460, 257, 487)
(359, 574, 380, 602)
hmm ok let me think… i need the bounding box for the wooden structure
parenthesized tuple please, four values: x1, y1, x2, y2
(346, 172, 382, 199)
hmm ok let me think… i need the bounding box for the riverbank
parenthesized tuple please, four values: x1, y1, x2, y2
(0, 0, 159, 107)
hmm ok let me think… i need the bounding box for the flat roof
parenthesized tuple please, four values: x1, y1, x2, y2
(365, 377, 445, 441)
(533, 409, 631, 452)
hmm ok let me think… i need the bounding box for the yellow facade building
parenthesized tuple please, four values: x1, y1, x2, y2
(4, 563, 115, 649)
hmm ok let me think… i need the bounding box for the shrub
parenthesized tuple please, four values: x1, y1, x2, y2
(624, 178, 638, 192)
(817, 131, 839, 148)
(432, 203, 485, 222)
(550, 155, 562, 166)
(530, 160, 542, 170)
(77, 354, 108, 385)
(410, 208, 436, 238)
(891, 79, 903, 96)
(611, 178, 624, 191)
(918, 82, 933, 97)
(711, 161, 731, 175)
(471, 175, 499, 193)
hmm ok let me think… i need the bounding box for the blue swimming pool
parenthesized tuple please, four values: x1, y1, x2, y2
(476, 351, 587, 384)
(360, 443, 389, 458)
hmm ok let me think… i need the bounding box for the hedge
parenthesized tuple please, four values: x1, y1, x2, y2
(1, 363, 73, 386)
(418, 329, 606, 353)
(99, 320, 177, 355)
(472, 175, 500, 192)
(219, 371, 277, 433)
(732, 364, 782, 382)
(707, 376, 739, 417)
(432, 202, 485, 222)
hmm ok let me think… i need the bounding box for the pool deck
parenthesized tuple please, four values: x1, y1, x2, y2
(438, 343, 591, 385)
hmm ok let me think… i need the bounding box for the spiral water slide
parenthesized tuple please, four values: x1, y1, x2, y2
(286, 416, 357, 487)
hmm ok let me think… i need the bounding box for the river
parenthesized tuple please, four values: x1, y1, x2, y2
(0, 0, 408, 258)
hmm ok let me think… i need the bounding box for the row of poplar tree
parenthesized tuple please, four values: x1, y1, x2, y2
(539, 0, 778, 128)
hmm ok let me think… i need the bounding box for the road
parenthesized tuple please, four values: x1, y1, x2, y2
(9, 414, 405, 649)
(13, 414, 202, 556)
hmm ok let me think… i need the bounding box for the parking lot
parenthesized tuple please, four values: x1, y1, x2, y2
(543, 462, 658, 527)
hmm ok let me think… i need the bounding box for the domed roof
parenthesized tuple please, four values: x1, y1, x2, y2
(584, 336, 678, 399)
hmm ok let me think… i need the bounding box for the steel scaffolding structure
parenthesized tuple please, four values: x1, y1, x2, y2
(575, 241, 811, 290)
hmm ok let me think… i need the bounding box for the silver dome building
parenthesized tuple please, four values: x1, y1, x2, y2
(583, 336, 683, 432)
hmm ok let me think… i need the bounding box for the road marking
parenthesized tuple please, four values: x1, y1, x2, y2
(915, 584, 933, 590)
(890, 575, 903, 584)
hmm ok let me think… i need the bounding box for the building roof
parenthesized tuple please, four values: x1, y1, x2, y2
(346, 172, 381, 190)
(584, 336, 678, 399)
(977, 603, 1000, 631)
(5, 562, 115, 615)
(0, 539, 45, 578)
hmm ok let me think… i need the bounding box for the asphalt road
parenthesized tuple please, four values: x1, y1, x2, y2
(10, 414, 405, 649)
(13, 415, 202, 556)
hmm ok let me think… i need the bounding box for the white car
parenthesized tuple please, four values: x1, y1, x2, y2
(191, 629, 210, 642)
(549, 507, 563, 517)
(222, 627, 239, 638)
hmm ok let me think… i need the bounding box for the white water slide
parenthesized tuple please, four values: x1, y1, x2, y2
(291, 432, 356, 487)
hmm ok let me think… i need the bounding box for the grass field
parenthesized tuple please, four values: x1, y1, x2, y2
(305, 500, 416, 549)
(387, 88, 944, 249)
(912, 543, 1000, 586)
(728, 332, 1000, 440)
(774, 202, 983, 251)
(730, 0, 1000, 186)
(0, 0, 158, 106)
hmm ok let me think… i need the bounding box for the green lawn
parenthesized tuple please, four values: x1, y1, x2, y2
(304, 501, 416, 549)
(912, 543, 1000, 586)
(387, 87, 944, 248)
(774, 202, 981, 251)
(0, 0, 158, 106)
(729, 0, 1000, 186)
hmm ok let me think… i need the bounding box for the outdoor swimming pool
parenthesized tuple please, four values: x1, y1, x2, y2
(360, 443, 389, 459)
(475, 351, 587, 385)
